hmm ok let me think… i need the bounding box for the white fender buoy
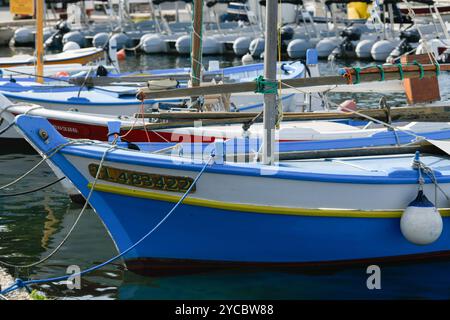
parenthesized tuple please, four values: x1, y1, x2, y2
(63, 41, 80, 52)
(400, 190, 443, 245)
(316, 37, 339, 58)
(14, 27, 34, 45)
(62, 31, 86, 47)
(233, 37, 252, 56)
(93, 32, 110, 48)
(241, 53, 254, 65)
(175, 35, 191, 54)
(141, 34, 167, 53)
(248, 38, 265, 57)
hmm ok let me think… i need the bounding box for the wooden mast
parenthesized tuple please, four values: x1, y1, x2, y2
(262, 0, 278, 165)
(190, 0, 204, 94)
(36, 0, 44, 84)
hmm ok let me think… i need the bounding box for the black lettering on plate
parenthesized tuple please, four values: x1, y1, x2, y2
(88, 164, 196, 193)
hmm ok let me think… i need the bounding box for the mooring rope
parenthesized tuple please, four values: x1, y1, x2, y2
(0, 140, 77, 192)
(413, 153, 450, 206)
(0, 141, 116, 269)
(0, 153, 214, 296)
(0, 177, 65, 198)
(0, 122, 14, 136)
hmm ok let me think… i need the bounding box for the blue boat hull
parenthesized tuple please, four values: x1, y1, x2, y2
(92, 191, 450, 270)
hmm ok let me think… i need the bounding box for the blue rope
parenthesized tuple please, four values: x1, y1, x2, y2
(0, 155, 214, 296)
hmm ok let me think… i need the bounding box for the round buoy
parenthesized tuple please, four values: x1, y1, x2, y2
(116, 49, 126, 61)
(140, 34, 167, 53)
(14, 27, 34, 45)
(287, 39, 315, 59)
(63, 41, 80, 52)
(93, 32, 110, 48)
(371, 39, 398, 62)
(249, 38, 265, 57)
(62, 31, 86, 48)
(355, 38, 377, 59)
(241, 53, 254, 65)
(233, 37, 252, 56)
(400, 190, 443, 245)
(55, 71, 70, 78)
(175, 35, 191, 54)
(110, 33, 132, 50)
(316, 38, 339, 58)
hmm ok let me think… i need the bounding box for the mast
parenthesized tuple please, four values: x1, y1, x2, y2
(36, 0, 44, 84)
(190, 0, 204, 109)
(262, 0, 278, 165)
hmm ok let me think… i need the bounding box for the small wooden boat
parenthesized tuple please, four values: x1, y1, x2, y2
(0, 61, 304, 114)
(14, 114, 450, 274)
(0, 63, 117, 79)
(2, 102, 450, 143)
(0, 47, 105, 68)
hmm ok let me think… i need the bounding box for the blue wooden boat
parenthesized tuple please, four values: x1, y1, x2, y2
(0, 62, 304, 114)
(14, 114, 450, 274)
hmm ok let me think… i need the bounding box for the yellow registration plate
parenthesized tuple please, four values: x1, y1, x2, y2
(88, 164, 196, 193)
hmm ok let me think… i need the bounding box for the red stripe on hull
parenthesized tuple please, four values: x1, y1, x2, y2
(9, 115, 303, 143)
(45, 118, 217, 143)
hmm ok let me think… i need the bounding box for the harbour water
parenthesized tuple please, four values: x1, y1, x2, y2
(1, 49, 450, 299)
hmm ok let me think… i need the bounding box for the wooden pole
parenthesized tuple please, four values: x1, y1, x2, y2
(125, 104, 450, 130)
(273, 144, 440, 161)
(36, 0, 44, 84)
(190, 0, 203, 89)
(137, 64, 447, 100)
(261, 0, 278, 165)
